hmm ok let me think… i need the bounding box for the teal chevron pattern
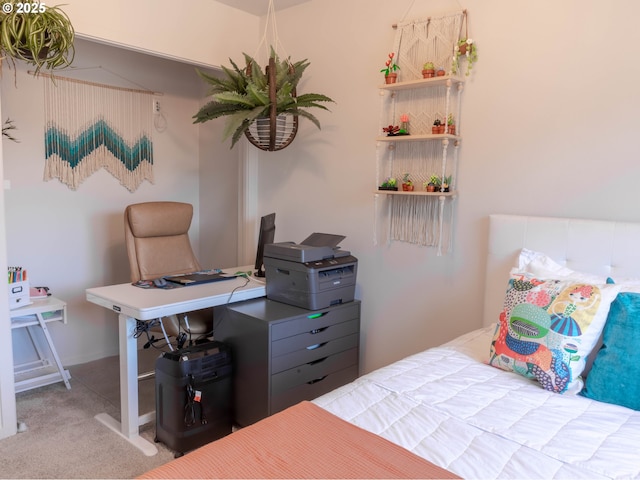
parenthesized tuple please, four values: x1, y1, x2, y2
(45, 119, 153, 170)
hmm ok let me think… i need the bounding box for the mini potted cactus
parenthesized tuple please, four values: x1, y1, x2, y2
(422, 61, 436, 78)
(379, 177, 398, 191)
(401, 173, 414, 191)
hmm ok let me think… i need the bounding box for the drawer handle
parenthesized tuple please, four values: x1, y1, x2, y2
(307, 356, 328, 366)
(309, 327, 328, 335)
(307, 375, 327, 385)
(306, 342, 327, 351)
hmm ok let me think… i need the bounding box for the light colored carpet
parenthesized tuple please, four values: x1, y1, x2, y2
(0, 348, 176, 479)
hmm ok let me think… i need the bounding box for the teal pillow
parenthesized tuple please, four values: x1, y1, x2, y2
(581, 291, 640, 410)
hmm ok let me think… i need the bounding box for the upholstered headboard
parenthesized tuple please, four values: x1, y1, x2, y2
(483, 214, 640, 327)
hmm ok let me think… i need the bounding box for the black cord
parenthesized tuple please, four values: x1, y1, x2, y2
(184, 374, 207, 427)
(134, 319, 175, 351)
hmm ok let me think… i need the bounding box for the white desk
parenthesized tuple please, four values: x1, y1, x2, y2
(10, 297, 71, 393)
(85, 272, 265, 456)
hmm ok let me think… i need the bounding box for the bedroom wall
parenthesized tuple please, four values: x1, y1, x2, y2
(249, 0, 640, 373)
(0, 39, 233, 366)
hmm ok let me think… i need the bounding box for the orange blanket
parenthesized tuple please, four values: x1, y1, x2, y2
(139, 401, 459, 479)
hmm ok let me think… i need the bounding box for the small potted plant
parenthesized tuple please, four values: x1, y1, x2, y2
(447, 113, 456, 135)
(401, 173, 414, 191)
(399, 114, 410, 134)
(422, 61, 435, 78)
(424, 174, 441, 192)
(379, 177, 398, 191)
(381, 52, 399, 84)
(436, 67, 446, 77)
(451, 38, 478, 76)
(432, 119, 442, 134)
(441, 175, 452, 192)
(382, 125, 400, 136)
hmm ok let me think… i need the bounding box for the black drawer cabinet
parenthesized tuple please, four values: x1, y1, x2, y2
(217, 298, 360, 427)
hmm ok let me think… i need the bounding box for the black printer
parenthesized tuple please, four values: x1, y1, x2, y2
(264, 233, 358, 310)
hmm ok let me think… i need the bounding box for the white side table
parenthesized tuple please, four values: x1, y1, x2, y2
(10, 297, 71, 393)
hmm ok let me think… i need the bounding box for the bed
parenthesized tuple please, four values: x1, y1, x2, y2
(140, 214, 640, 479)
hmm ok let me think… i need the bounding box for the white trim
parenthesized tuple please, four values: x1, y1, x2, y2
(237, 138, 259, 266)
(0, 96, 18, 440)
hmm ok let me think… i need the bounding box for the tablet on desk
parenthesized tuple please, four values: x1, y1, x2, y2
(164, 272, 237, 286)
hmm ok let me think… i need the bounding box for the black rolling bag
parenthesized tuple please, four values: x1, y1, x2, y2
(154, 340, 233, 456)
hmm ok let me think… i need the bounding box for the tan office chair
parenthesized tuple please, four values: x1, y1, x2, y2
(124, 201, 213, 343)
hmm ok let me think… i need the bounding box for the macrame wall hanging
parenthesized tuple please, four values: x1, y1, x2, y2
(43, 76, 154, 192)
(377, 11, 466, 253)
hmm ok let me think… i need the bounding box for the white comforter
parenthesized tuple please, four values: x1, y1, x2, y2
(314, 327, 640, 479)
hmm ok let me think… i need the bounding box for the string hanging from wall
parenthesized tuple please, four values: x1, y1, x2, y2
(43, 75, 154, 192)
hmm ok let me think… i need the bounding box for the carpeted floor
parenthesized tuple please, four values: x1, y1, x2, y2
(0, 348, 176, 479)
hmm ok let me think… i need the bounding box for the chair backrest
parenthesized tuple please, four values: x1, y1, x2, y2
(124, 202, 201, 282)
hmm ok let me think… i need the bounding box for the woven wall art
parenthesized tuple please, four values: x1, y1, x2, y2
(43, 76, 154, 192)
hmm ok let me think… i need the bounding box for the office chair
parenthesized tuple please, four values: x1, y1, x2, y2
(124, 201, 213, 346)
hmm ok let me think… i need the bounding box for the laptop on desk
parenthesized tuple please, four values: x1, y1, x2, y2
(164, 271, 237, 286)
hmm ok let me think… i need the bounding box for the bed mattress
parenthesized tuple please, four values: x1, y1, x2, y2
(314, 327, 640, 479)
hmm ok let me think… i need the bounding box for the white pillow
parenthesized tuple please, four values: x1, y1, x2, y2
(518, 248, 607, 284)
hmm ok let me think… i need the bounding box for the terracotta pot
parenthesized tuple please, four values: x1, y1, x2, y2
(432, 126, 439, 134)
(438, 125, 446, 134)
(426, 185, 436, 192)
(436, 70, 446, 76)
(458, 43, 468, 55)
(421, 69, 435, 79)
(402, 183, 414, 192)
(447, 125, 456, 135)
(385, 73, 398, 84)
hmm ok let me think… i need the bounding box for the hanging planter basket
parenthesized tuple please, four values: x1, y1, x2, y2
(244, 57, 298, 151)
(246, 113, 298, 151)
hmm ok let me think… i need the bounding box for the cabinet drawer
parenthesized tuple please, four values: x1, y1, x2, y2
(271, 363, 359, 415)
(271, 347, 358, 395)
(270, 302, 360, 341)
(271, 332, 359, 374)
(272, 318, 359, 357)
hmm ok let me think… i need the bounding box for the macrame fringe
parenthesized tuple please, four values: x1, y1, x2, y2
(43, 75, 154, 192)
(44, 149, 154, 192)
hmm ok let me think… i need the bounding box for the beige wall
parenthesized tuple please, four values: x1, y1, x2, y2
(250, 0, 640, 372)
(63, 0, 260, 67)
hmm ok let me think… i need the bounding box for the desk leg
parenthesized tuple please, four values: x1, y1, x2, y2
(95, 314, 158, 456)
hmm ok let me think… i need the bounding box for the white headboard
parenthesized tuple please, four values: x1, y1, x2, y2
(483, 214, 640, 327)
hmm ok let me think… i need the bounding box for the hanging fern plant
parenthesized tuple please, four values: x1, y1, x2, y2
(0, 1, 75, 74)
(194, 47, 334, 150)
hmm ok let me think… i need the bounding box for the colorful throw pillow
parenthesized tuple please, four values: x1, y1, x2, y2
(581, 291, 640, 410)
(488, 270, 620, 394)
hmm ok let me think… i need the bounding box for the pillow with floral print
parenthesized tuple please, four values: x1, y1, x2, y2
(488, 270, 620, 394)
